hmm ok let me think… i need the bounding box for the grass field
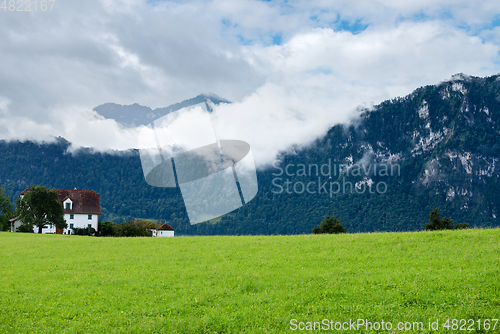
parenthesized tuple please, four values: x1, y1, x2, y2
(0, 229, 499, 333)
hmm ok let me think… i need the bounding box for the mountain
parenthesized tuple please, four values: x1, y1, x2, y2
(1, 74, 499, 234)
(93, 93, 230, 127)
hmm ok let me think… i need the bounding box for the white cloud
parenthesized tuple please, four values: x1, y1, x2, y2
(0, 0, 499, 168)
(210, 21, 500, 166)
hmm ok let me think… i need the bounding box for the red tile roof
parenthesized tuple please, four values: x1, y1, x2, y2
(160, 223, 175, 231)
(20, 188, 101, 215)
(57, 189, 101, 215)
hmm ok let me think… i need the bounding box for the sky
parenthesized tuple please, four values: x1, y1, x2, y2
(1, 0, 500, 167)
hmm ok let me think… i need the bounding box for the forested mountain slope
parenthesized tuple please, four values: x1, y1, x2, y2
(1, 74, 499, 234)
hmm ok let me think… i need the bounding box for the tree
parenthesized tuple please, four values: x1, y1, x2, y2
(312, 215, 346, 234)
(16, 186, 67, 233)
(0, 187, 13, 231)
(113, 218, 161, 237)
(136, 218, 161, 231)
(424, 208, 469, 231)
(98, 221, 116, 236)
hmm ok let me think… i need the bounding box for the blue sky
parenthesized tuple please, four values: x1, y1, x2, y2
(0, 0, 499, 165)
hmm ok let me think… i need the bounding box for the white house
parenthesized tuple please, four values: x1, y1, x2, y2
(151, 223, 175, 237)
(11, 188, 101, 234)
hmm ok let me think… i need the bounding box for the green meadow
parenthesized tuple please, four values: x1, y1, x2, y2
(0, 229, 499, 333)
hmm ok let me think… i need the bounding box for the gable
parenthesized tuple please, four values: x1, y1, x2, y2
(63, 198, 73, 209)
(160, 223, 175, 231)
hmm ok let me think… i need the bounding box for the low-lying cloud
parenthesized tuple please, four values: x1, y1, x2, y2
(0, 0, 499, 168)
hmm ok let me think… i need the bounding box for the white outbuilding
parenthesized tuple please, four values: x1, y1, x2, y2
(153, 223, 175, 237)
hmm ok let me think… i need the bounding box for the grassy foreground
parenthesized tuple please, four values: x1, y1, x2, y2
(0, 229, 499, 333)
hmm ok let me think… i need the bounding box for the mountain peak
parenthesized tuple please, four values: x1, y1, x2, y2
(444, 73, 473, 83)
(93, 94, 231, 128)
(195, 93, 231, 104)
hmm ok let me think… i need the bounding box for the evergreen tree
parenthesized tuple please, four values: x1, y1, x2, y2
(425, 208, 468, 231)
(312, 215, 346, 234)
(0, 187, 13, 231)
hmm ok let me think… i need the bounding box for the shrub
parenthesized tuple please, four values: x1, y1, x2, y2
(312, 215, 346, 234)
(72, 226, 96, 236)
(17, 224, 34, 233)
(113, 219, 161, 237)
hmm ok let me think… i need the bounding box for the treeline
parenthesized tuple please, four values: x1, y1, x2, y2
(0, 180, 471, 236)
(70, 219, 163, 237)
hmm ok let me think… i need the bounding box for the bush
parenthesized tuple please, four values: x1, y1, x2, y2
(17, 224, 34, 233)
(72, 227, 96, 236)
(113, 219, 161, 237)
(312, 215, 346, 234)
(425, 208, 469, 231)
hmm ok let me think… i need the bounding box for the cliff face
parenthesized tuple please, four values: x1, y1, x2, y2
(358, 74, 500, 220)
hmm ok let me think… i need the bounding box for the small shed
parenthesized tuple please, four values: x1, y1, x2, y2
(156, 223, 175, 237)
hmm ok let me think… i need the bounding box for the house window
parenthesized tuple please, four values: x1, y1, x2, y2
(88, 215, 92, 220)
(65, 203, 71, 210)
(70, 223, 74, 229)
(70, 214, 74, 219)
(88, 224, 91, 228)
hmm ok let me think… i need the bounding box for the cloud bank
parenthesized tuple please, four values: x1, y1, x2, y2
(0, 0, 499, 167)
